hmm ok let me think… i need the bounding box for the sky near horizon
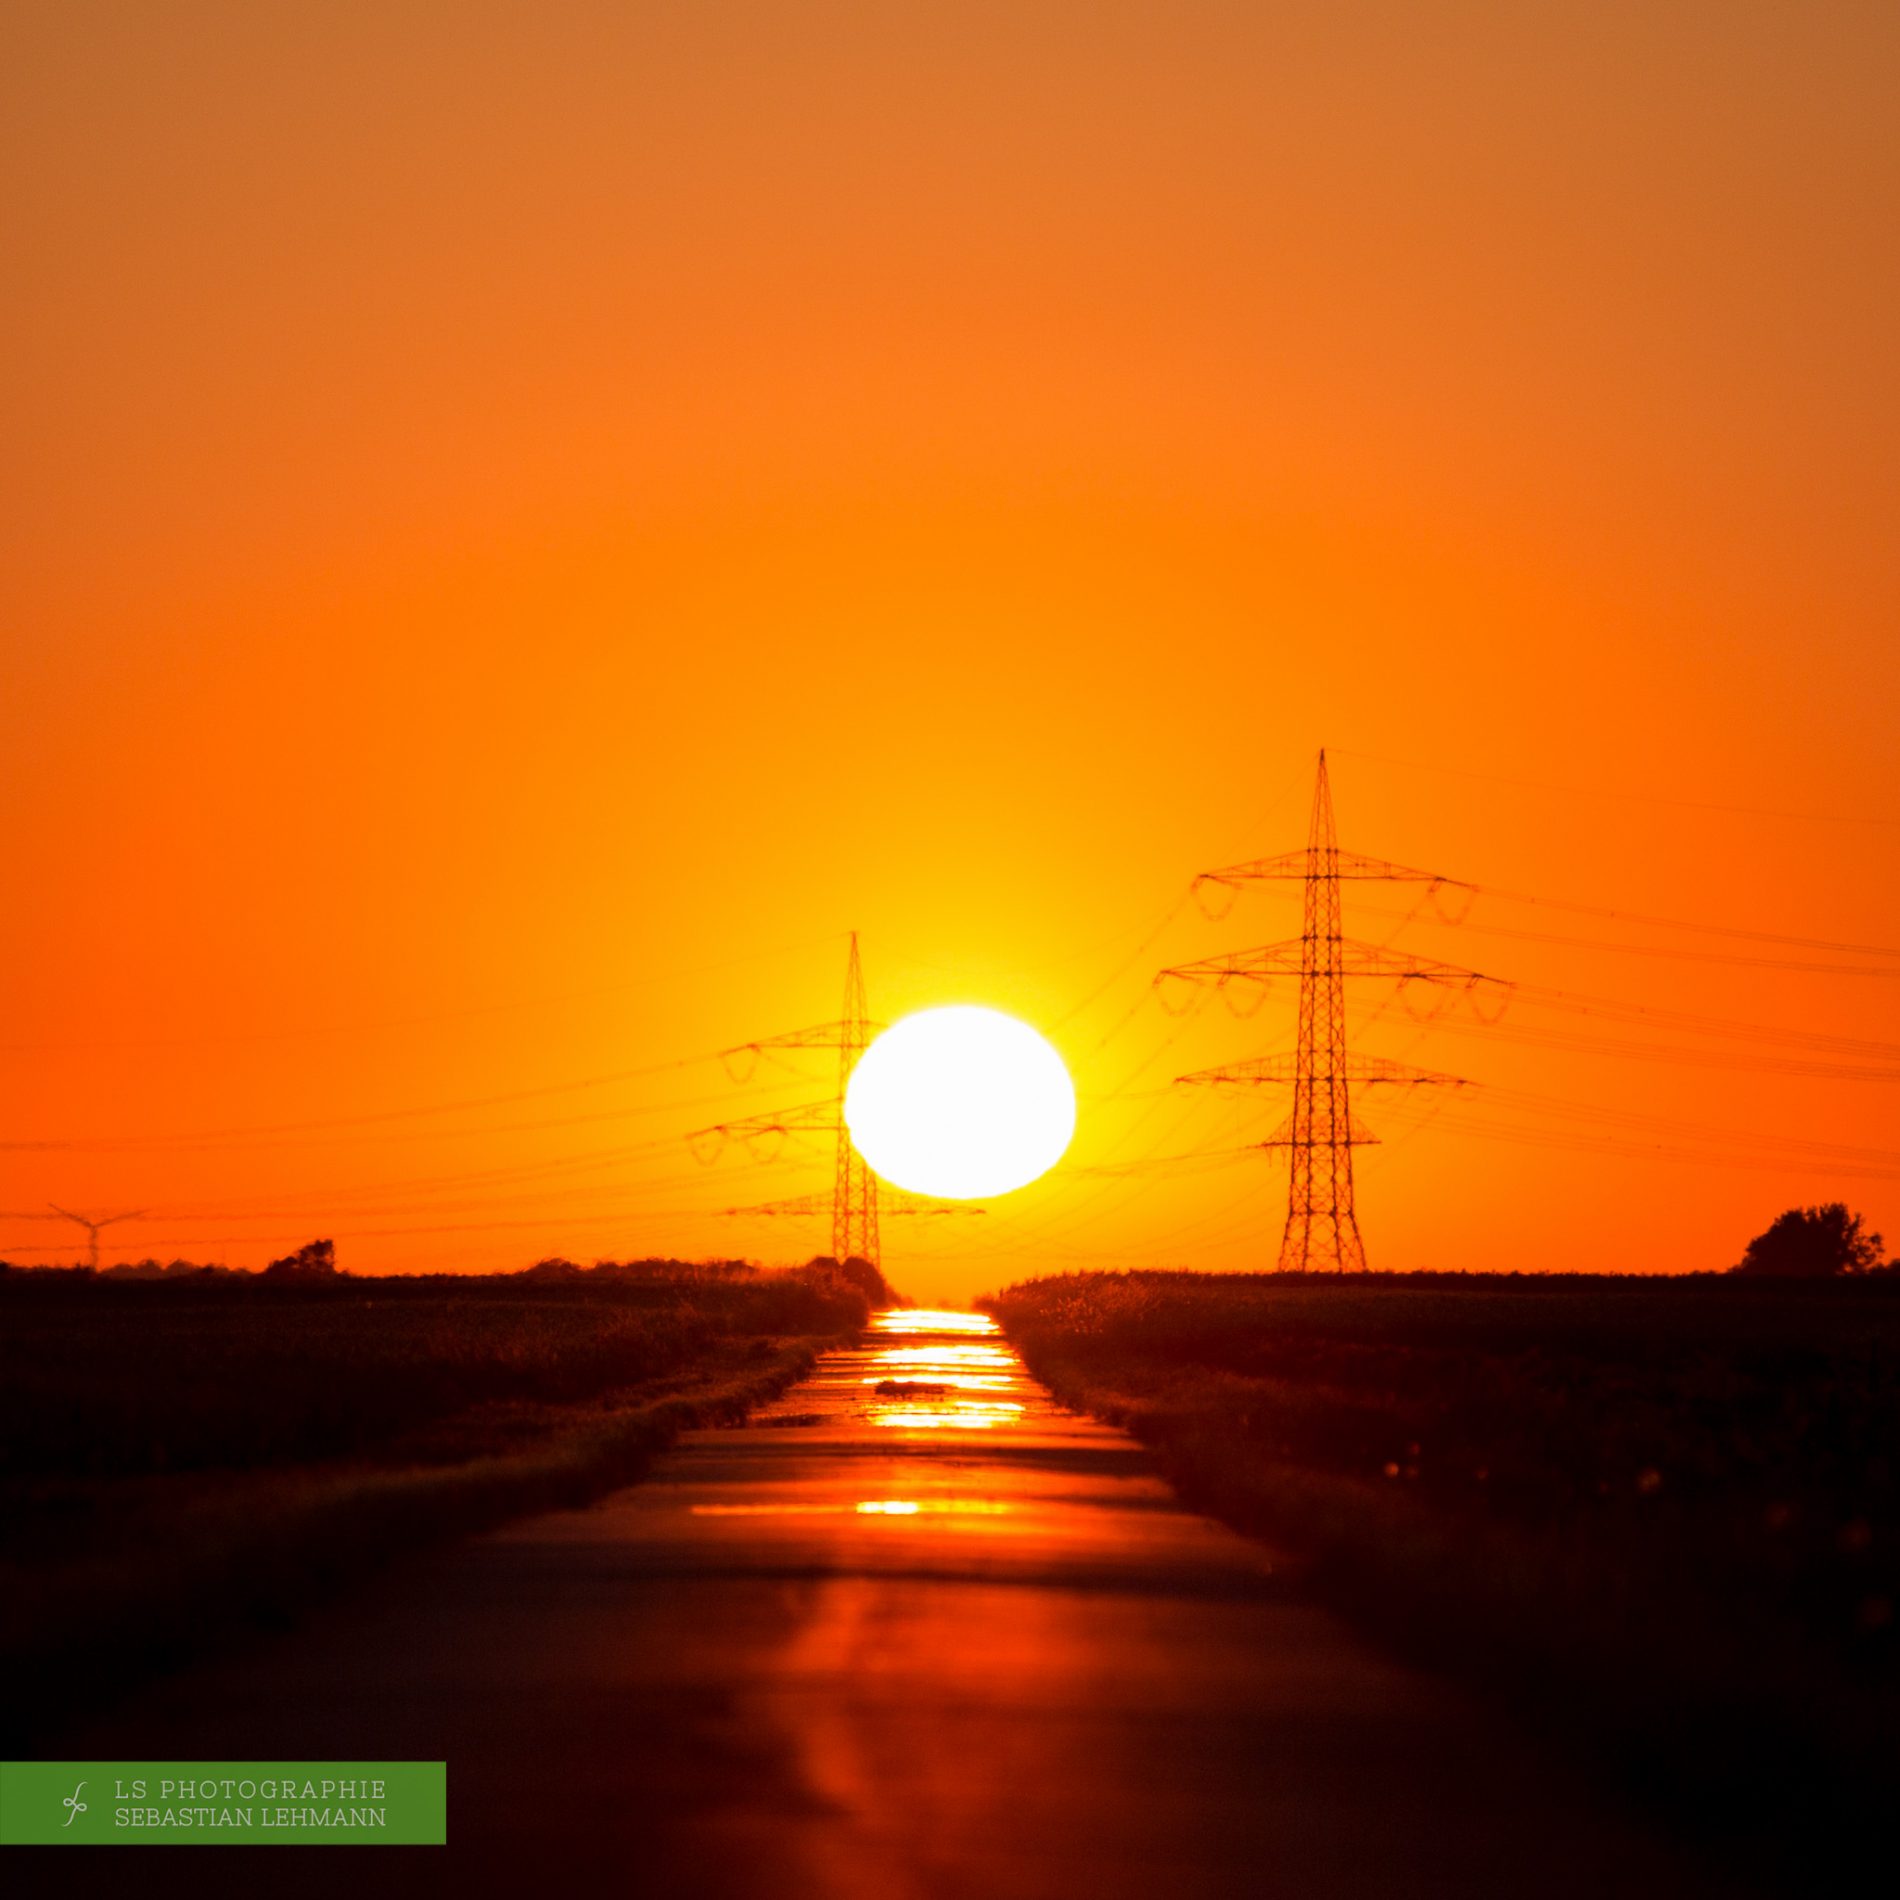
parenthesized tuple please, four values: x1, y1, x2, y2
(3, 3, 1898, 1293)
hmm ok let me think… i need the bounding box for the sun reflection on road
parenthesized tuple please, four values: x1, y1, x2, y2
(745, 1307, 1057, 1438)
(873, 1309, 998, 1336)
(861, 1310, 1030, 1431)
(690, 1498, 1012, 1517)
(864, 1375, 1013, 1391)
(687, 1309, 1083, 1524)
(870, 1406, 1027, 1430)
(873, 1346, 1014, 1369)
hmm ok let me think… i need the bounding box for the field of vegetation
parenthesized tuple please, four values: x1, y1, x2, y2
(1, 1258, 872, 1748)
(985, 1269, 1899, 1886)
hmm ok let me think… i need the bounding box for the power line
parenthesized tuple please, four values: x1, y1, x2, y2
(45, 1204, 146, 1269)
(1331, 745, 1898, 827)
(1478, 883, 1900, 961)
(0, 1051, 745, 1153)
(0, 929, 841, 1054)
(1338, 892, 1900, 978)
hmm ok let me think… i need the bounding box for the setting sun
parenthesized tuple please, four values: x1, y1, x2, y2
(5, 8, 1897, 1883)
(844, 1007, 1076, 1199)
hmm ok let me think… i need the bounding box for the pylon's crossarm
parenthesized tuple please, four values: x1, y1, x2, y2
(1194, 849, 1474, 888)
(1176, 1054, 1471, 1089)
(687, 1100, 839, 1140)
(1259, 1113, 1382, 1148)
(719, 1019, 887, 1059)
(1158, 939, 1508, 986)
(687, 1099, 840, 1163)
(717, 1019, 889, 1081)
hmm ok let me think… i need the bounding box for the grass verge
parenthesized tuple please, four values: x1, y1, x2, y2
(3, 1264, 865, 1748)
(985, 1269, 1899, 1892)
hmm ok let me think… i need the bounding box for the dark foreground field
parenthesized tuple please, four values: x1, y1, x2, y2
(1, 1260, 870, 1749)
(986, 1270, 1899, 1885)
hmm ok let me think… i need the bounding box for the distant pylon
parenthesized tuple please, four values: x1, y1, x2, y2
(1286, 755, 1363, 1268)
(831, 932, 880, 1265)
(1159, 752, 1505, 1271)
(687, 933, 886, 1270)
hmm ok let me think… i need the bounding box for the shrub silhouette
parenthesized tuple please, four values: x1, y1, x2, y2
(1732, 1203, 1883, 1278)
(522, 1257, 586, 1282)
(806, 1254, 896, 1307)
(263, 1238, 338, 1279)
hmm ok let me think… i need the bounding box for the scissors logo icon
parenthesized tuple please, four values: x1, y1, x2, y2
(62, 1781, 87, 1828)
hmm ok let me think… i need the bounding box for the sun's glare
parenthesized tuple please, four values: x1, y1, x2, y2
(844, 1007, 1076, 1199)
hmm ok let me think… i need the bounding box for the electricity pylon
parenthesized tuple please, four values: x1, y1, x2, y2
(830, 932, 879, 1265)
(48, 1203, 146, 1271)
(688, 933, 884, 1266)
(1158, 751, 1504, 1271)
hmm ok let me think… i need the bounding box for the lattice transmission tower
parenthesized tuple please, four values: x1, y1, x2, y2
(1159, 752, 1506, 1271)
(830, 931, 879, 1264)
(689, 933, 979, 1269)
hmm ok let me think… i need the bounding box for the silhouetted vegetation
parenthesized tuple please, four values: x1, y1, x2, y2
(986, 1269, 1900, 1890)
(95, 1257, 245, 1280)
(262, 1236, 338, 1277)
(807, 1252, 901, 1308)
(0, 1260, 864, 1479)
(1732, 1202, 1884, 1278)
(2, 1258, 870, 1749)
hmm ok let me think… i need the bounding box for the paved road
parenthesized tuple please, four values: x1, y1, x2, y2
(63, 1312, 1729, 1897)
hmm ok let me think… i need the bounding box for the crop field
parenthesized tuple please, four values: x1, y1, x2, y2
(985, 1269, 1900, 1881)
(1, 1261, 870, 1747)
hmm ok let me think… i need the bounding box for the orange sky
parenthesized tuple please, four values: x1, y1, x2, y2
(4, 3, 1897, 1296)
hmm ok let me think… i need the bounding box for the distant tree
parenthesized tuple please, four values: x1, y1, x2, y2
(522, 1257, 585, 1282)
(101, 1257, 230, 1280)
(807, 1254, 896, 1306)
(263, 1238, 338, 1278)
(1732, 1204, 1883, 1278)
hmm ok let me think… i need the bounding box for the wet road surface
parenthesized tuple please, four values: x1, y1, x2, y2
(64, 1311, 1730, 1897)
